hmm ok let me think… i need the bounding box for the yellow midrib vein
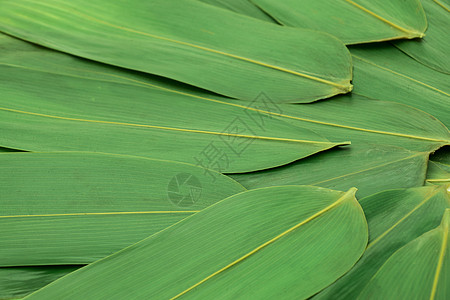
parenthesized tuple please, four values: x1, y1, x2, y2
(367, 187, 441, 250)
(169, 188, 356, 299)
(12, 0, 350, 91)
(2, 61, 448, 144)
(352, 54, 450, 97)
(344, 0, 424, 37)
(0, 106, 336, 145)
(430, 221, 448, 300)
(427, 178, 450, 182)
(0, 211, 199, 218)
(434, 0, 450, 13)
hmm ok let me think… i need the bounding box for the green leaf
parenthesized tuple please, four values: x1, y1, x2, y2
(0, 152, 245, 266)
(0, 0, 353, 102)
(198, 0, 274, 22)
(0, 266, 81, 300)
(231, 143, 429, 198)
(394, 0, 450, 74)
(2, 36, 448, 175)
(0, 36, 450, 172)
(252, 0, 427, 44)
(276, 95, 450, 152)
(0, 35, 347, 173)
(313, 185, 449, 300)
(24, 186, 368, 299)
(350, 43, 450, 128)
(358, 208, 449, 300)
(0, 35, 346, 173)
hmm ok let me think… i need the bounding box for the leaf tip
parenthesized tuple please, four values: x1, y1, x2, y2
(347, 187, 358, 196)
(339, 83, 353, 94)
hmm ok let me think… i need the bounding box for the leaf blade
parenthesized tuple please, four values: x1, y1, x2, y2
(394, 0, 450, 74)
(350, 43, 450, 128)
(0, 0, 352, 102)
(252, 0, 427, 44)
(357, 209, 449, 300)
(313, 185, 449, 299)
(0, 152, 245, 266)
(24, 186, 367, 299)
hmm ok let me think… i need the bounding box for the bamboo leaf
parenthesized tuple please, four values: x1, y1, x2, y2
(313, 185, 449, 299)
(1, 35, 448, 187)
(24, 186, 368, 299)
(231, 144, 429, 198)
(0, 152, 245, 266)
(394, 0, 450, 74)
(198, 0, 274, 22)
(2, 36, 447, 163)
(358, 209, 450, 300)
(0, 0, 353, 102)
(350, 43, 450, 128)
(275, 95, 450, 153)
(0, 34, 347, 173)
(252, 0, 427, 44)
(0, 266, 81, 300)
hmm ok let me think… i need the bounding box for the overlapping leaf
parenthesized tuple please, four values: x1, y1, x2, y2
(230, 94, 449, 196)
(24, 186, 367, 299)
(232, 143, 430, 198)
(276, 95, 449, 152)
(351, 43, 450, 127)
(394, 0, 450, 74)
(0, 152, 245, 266)
(0, 0, 353, 102)
(358, 209, 449, 299)
(252, 0, 427, 44)
(314, 185, 449, 299)
(0, 2, 448, 297)
(2, 34, 448, 189)
(0, 35, 347, 173)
